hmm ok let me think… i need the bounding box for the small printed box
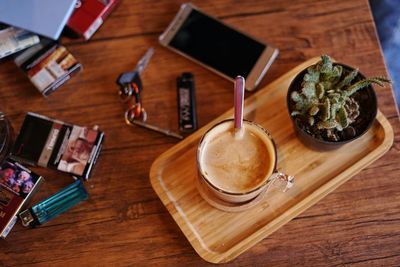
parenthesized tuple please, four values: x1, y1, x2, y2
(0, 24, 40, 59)
(0, 159, 43, 238)
(67, 0, 120, 40)
(14, 39, 82, 96)
(11, 112, 104, 180)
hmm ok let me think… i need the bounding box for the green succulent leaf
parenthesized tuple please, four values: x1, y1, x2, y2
(336, 69, 358, 90)
(365, 76, 391, 87)
(301, 82, 316, 99)
(336, 106, 349, 129)
(319, 98, 331, 121)
(304, 67, 320, 83)
(320, 55, 333, 74)
(345, 80, 371, 96)
(330, 102, 340, 120)
(316, 83, 325, 99)
(291, 91, 302, 102)
(294, 96, 316, 113)
(309, 106, 319, 116)
(333, 65, 343, 78)
(322, 81, 333, 90)
(317, 120, 337, 129)
(335, 123, 343, 131)
(346, 77, 391, 96)
(344, 98, 360, 122)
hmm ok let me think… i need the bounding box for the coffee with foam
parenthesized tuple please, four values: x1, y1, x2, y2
(198, 120, 276, 194)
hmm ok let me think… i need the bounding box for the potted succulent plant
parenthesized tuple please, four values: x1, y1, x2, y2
(287, 55, 391, 149)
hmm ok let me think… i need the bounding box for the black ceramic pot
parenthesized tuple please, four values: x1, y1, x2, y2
(286, 63, 378, 150)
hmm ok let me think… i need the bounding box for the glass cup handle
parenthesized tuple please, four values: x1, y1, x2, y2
(266, 172, 294, 192)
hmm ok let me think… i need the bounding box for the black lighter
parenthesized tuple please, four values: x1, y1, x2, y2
(177, 73, 198, 133)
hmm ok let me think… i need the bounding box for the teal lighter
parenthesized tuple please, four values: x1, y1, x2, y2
(19, 180, 88, 227)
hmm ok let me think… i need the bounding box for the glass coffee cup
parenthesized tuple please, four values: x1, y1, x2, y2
(197, 119, 293, 204)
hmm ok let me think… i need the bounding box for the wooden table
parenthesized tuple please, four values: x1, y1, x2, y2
(1, 0, 399, 266)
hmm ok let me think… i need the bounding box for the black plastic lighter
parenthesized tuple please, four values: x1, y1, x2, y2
(177, 73, 198, 133)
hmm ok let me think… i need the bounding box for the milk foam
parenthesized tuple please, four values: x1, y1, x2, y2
(199, 121, 275, 193)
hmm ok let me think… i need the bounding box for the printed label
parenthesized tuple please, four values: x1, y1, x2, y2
(47, 61, 66, 79)
(84, 17, 103, 40)
(30, 68, 55, 92)
(38, 123, 62, 167)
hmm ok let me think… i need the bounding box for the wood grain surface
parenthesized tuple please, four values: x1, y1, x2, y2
(0, 0, 399, 266)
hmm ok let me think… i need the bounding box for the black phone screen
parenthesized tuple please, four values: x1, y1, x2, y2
(169, 9, 266, 79)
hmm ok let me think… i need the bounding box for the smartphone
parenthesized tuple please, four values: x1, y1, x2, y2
(159, 3, 279, 91)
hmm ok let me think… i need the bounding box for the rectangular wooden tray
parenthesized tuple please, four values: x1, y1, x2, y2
(149, 58, 394, 264)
